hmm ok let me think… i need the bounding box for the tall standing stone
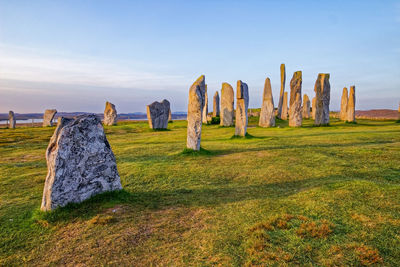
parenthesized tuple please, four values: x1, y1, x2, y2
(314, 73, 331, 126)
(340, 87, 349, 121)
(9, 111, 16, 129)
(312, 97, 316, 120)
(202, 85, 208, 123)
(220, 83, 234, 126)
(281, 92, 288, 120)
(168, 109, 172, 122)
(277, 63, 286, 119)
(347, 85, 356, 122)
(187, 75, 206, 150)
(259, 77, 275, 127)
(104, 101, 117, 126)
(213, 91, 220, 117)
(235, 80, 249, 136)
(146, 99, 170, 129)
(302, 94, 311, 119)
(289, 71, 302, 127)
(43, 109, 57, 127)
(41, 115, 122, 211)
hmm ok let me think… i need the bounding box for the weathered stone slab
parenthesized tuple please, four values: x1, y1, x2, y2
(146, 99, 170, 129)
(289, 71, 302, 127)
(259, 77, 275, 127)
(340, 87, 348, 121)
(220, 83, 234, 126)
(213, 91, 220, 117)
(168, 109, 172, 122)
(277, 63, 286, 119)
(187, 75, 206, 150)
(43, 109, 57, 127)
(41, 114, 122, 211)
(202, 85, 208, 123)
(312, 97, 316, 120)
(235, 80, 249, 136)
(347, 85, 356, 122)
(314, 73, 331, 125)
(104, 101, 117, 126)
(9, 111, 16, 129)
(281, 92, 288, 120)
(302, 94, 311, 119)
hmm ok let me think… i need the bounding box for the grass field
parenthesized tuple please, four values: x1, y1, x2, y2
(1, 117, 399, 266)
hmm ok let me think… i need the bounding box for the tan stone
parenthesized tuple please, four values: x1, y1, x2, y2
(104, 101, 117, 126)
(259, 77, 275, 127)
(281, 92, 288, 120)
(340, 87, 348, 121)
(277, 63, 286, 119)
(235, 80, 249, 136)
(43, 109, 57, 127)
(9, 111, 16, 129)
(213, 91, 220, 117)
(312, 97, 316, 120)
(289, 71, 302, 127)
(220, 83, 234, 126)
(202, 85, 208, 123)
(314, 73, 331, 126)
(302, 94, 311, 119)
(347, 85, 356, 122)
(187, 75, 206, 150)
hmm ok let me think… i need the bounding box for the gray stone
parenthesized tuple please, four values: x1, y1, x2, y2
(43, 109, 57, 127)
(146, 99, 170, 129)
(187, 75, 206, 150)
(202, 85, 208, 123)
(302, 94, 311, 119)
(347, 85, 356, 122)
(312, 97, 316, 120)
(340, 87, 348, 121)
(104, 101, 117, 126)
(168, 109, 172, 122)
(220, 83, 234, 126)
(259, 77, 275, 127)
(277, 63, 286, 119)
(9, 111, 16, 129)
(289, 71, 302, 127)
(41, 114, 122, 211)
(314, 73, 331, 126)
(213, 91, 220, 117)
(235, 80, 249, 136)
(281, 92, 288, 120)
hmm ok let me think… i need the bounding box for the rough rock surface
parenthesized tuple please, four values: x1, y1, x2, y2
(347, 85, 356, 122)
(340, 87, 349, 121)
(277, 63, 286, 119)
(289, 71, 302, 127)
(259, 77, 275, 127)
(41, 115, 122, 211)
(9, 111, 16, 129)
(187, 75, 206, 150)
(213, 91, 220, 117)
(314, 73, 331, 126)
(202, 85, 208, 123)
(302, 94, 311, 119)
(281, 92, 288, 120)
(103, 101, 117, 126)
(312, 97, 316, 120)
(146, 99, 170, 129)
(43, 109, 57, 127)
(235, 80, 249, 136)
(220, 83, 234, 126)
(168, 109, 172, 121)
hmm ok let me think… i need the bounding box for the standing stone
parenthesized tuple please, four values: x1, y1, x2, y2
(314, 73, 331, 126)
(104, 101, 117, 126)
(213, 91, 220, 117)
(289, 71, 302, 127)
(302, 94, 311, 119)
(146, 99, 170, 129)
(220, 83, 234, 126)
(41, 115, 122, 211)
(277, 63, 286, 119)
(312, 97, 316, 120)
(340, 87, 349, 121)
(187, 75, 206, 150)
(235, 80, 249, 136)
(168, 109, 172, 122)
(281, 92, 288, 120)
(259, 77, 275, 127)
(9, 111, 16, 129)
(347, 85, 356, 122)
(202, 85, 208, 123)
(43, 109, 57, 127)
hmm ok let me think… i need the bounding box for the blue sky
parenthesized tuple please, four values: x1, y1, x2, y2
(0, 0, 399, 113)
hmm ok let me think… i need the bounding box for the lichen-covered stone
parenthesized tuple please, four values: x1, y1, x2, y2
(9, 111, 16, 129)
(259, 77, 275, 127)
(277, 63, 286, 119)
(340, 87, 348, 121)
(187, 75, 206, 150)
(146, 99, 170, 129)
(347, 85, 356, 122)
(41, 115, 122, 211)
(312, 97, 316, 120)
(289, 71, 302, 127)
(302, 94, 311, 119)
(213, 91, 220, 117)
(220, 83, 234, 126)
(314, 73, 331, 126)
(235, 80, 249, 136)
(43, 109, 57, 127)
(281, 92, 288, 120)
(103, 101, 117, 126)
(202, 85, 208, 123)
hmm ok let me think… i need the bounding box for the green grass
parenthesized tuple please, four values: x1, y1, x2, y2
(0, 117, 399, 266)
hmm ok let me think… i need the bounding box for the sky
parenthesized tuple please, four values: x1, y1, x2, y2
(0, 0, 399, 113)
